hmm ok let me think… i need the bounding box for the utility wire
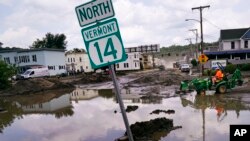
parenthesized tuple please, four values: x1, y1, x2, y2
(203, 18, 221, 29)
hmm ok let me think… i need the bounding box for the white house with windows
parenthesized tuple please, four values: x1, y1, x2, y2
(219, 27, 250, 51)
(65, 51, 93, 73)
(0, 48, 66, 75)
(115, 52, 141, 71)
(204, 27, 250, 65)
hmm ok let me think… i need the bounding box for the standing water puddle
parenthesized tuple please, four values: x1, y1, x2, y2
(0, 87, 250, 141)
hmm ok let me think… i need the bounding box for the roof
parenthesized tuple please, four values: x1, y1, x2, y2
(205, 49, 250, 55)
(220, 28, 249, 40)
(0, 48, 65, 53)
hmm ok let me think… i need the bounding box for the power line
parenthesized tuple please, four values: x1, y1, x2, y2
(203, 18, 221, 29)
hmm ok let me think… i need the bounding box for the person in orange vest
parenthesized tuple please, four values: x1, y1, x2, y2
(212, 67, 224, 85)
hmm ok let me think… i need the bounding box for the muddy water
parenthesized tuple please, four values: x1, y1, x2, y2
(0, 88, 250, 141)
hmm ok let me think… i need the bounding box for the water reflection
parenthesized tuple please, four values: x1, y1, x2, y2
(0, 99, 23, 133)
(180, 93, 250, 119)
(0, 87, 250, 141)
(177, 93, 250, 141)
(70, 88, 115, 102)
(121, 88, 163, 104)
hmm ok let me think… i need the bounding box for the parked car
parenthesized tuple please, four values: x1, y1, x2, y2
(180, 64, 190, 72)
(20, 68, 50, 79)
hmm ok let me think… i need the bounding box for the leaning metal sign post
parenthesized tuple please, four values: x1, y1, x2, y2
(75, 0, 134, 140)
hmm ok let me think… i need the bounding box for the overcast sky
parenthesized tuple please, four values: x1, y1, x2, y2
(0, 0, 249, 50)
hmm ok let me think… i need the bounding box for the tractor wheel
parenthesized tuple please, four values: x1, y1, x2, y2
(216, 85, 227, 94)
(238, 80, 243, 86)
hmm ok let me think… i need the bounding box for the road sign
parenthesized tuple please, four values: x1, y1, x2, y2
(81, 18, 126, 69)
(75, 0, 115, 27)
(198, 54, 209, 64)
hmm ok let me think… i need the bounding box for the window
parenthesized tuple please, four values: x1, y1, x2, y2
(30, 71, 34, 75)
(73, 58, 75, 62)
(116, 64, 119, 68)
(79, 57, 82, 62)
(32, 55, 37, 62)
(48, 66, 55, 70)
(134, 54, 136, 58)
(14, 57, 18, 63)
(4, 57, 10, 64)
(124, 63, 129, 68)
(18, 55, 30, 63)
(135, 63, 137, 67)
(71, 58, 72, 62)
(245, 40, 248, 48)
(59, 66, 65, 70)
(231, 41, 235, 49)
(39, 104, 43, 108)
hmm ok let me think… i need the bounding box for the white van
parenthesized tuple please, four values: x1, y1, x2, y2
(20, 68, 50, 79)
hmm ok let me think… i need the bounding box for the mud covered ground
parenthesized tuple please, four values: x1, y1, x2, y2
(0, 68, 249, 96)
(0, 78, 75, 96)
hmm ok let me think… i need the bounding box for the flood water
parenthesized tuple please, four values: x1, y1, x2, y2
(0, 88, 250, 141)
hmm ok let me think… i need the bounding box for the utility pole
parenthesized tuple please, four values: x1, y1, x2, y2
(185, 38, 193, 58)
(189, 29, 198, 59)
(192, 5, 210, 75)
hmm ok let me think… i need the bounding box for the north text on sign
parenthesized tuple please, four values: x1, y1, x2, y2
(75, 0, 114, 27)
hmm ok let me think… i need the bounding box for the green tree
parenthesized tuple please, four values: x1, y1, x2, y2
(0, 61, 16, 89)
(0, 42, 3, 48)
(191, 59, 198, 67)
(30, 33, 67, 49)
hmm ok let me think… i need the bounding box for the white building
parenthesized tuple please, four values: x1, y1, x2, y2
(0, 48, 66, 75)
(219, 28, 250, 51)
(65, 52, 93, 73)
(115, 52, 141, 71)
(204, 27, 250, 66)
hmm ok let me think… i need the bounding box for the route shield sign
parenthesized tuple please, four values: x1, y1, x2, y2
(75, 0, 115, 27)
(81, 18, 126, 69)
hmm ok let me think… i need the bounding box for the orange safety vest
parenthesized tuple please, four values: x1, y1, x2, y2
(215, 70, 223, 80)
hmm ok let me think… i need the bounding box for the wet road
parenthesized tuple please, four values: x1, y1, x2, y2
(0, 87, 250, 141)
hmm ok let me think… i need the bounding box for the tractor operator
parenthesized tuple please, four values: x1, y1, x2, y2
(212, 67, 224, 85)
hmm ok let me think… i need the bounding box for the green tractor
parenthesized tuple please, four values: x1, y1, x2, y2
(180, 63, 243, 94)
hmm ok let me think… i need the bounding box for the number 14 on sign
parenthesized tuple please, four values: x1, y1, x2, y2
(82, 18, 127, 69)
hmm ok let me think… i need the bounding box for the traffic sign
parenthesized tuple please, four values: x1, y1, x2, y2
(75, 0, 115, 27)
(198, 54, 209, 64)
(81, 18, 126, 69)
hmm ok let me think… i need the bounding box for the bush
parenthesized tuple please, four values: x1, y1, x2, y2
(204, 69, 216, 76)
(191, 59, 198, 67)
(240, 63, 250, 71)
(224, 64, 237, 74)
(0, 61, 16, 89)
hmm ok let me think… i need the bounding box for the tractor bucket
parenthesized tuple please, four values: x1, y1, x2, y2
(180, 80, 189, 91)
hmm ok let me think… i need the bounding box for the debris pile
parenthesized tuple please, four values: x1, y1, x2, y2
(150, 109, 175, 115)
(73, 74, 111, 84)
(0, 78, 74, 95)
(125, 117, 182, 141)
(125, 105, 139, 113)
(129, 69, 193, 86)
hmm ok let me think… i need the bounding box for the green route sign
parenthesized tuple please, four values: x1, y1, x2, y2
(81, 18, 126, 69)
(75, 0, 115, 27)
